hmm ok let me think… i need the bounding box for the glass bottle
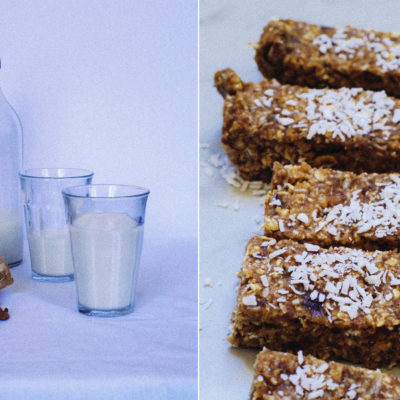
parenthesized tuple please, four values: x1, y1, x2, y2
(0, 69, 23, 266)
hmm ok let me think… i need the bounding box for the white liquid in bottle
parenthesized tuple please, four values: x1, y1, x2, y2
(0, 209, 23, 265)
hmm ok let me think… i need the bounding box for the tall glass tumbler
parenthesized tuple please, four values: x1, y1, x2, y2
(62, 184, 150, 317)
(19, 169, 94, 282)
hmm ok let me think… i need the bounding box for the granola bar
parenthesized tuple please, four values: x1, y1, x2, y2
(214, 69, 400, 181)
(0, 256, 13, 320)
(0, 307, 9, 320)
(229, 236, 400, 368)
(0, 256, 13, 290)
(254, 19, 400, 97)
(264, 162, 400, 250)
(250, 348, 400, 399)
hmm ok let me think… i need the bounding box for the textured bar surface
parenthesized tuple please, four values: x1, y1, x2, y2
(215, 69, 400, 181)
(264, 162, 400, 250)
(0, 256, 13, 290)
(229, 236, 400, 368)
(255, 19, 400, 97)
(250, 349, 400, 399)
(0, 256, 13, 320)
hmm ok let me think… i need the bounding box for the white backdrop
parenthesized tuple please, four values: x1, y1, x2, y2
(0, 1, 198, 399)
(0, 0, 197, 241)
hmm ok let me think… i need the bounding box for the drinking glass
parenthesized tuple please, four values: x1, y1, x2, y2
(19, 168, 94, 281)
(62, 184, 150, 317)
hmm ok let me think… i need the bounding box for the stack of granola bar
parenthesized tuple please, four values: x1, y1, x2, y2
(216, 19, 400, 400)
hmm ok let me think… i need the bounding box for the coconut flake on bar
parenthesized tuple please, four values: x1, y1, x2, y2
(269, 248, 287, 259)
(261, 239, 277, 247)
(297, 213, 309, 224)
(304, 243, 320, 252)
(242, 295, 257, 306)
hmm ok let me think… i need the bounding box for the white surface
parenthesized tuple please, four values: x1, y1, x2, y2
(199, 1, 400, 399)
(0, 1, 197, 399)
(0, 209, 23, 265)
(1, 236, 196, 399)
(70, 213, 142, 310)
(28, 229, 73, 276)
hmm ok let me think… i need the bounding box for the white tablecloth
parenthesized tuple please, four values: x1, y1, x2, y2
(0, 236, 197, 400)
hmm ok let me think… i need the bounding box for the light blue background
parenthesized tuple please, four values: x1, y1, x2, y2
(0, 0, 197, 241)
(0, 1, 197, 399)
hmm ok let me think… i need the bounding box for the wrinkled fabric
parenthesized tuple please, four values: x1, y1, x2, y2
(0, 237, 197, 400)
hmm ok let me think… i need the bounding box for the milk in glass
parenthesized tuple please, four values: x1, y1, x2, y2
(69, 213, 143, 310)
(28, 229, 73, 276)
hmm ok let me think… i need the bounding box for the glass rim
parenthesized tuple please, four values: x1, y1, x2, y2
(19, 168, 94, 180)
(62, 184, 150, 199)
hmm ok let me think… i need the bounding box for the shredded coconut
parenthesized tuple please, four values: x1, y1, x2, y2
(252, 252, 267, 259)
(261, 243, 400, 321)
(253, 189, 267, 196)
(315, 363, 329, 373)
(297, 350, 304, 365)
(326, 225, 337, 236)
(200, 151, 269, 195)
(284, 358, 339, 398)
(260, 84, 398, 144)
(393, 109, 400, 123)
(319, 176, 400, 237)
(275, 115, 294, 126)
(254, 83, 398, 142)
(347, 389, 357, 400)
(269, 197, 282, 206)
(269, 248, 287, 259)
(313, 26, 400, 73)
(260, 275, 269, 287)
(277, 296, 287, 302)
(304, 243, 320, 252)
(261, 239, 277, 247)
(242, 295, 257, 306)
(204, 167, 214, 177)
(297, 213, 309, 224)
(204, 299, 213, 310)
